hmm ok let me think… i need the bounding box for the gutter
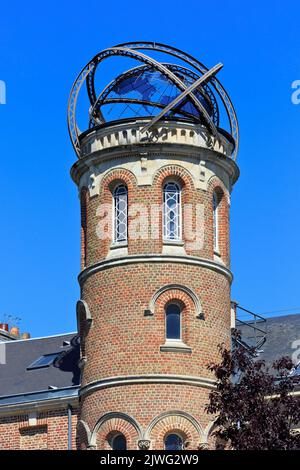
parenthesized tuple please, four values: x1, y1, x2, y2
(68, 404, 73, 450)
(0, 386, 79, 415)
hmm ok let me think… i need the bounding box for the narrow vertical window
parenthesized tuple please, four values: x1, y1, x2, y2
(80, 188, 87, 268)
(213, 191, 219, 252)
(112, 433, 127, 450)
(113, 185, 128, 243)
(163, 182, 181, 241)
(166, 304, 181, 340)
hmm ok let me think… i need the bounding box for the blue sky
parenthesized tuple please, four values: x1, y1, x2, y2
(0, 1, 299, 337)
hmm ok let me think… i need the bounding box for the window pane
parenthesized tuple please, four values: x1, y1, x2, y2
(166, 304, 181, 340)
(163, 182, 181, 240)
(213, 192, 219, 250)
(112, 434, 127, 450)
(165, 434, 183, 450)
(27, 353, 60, 370)
(114, 185, 128, 243)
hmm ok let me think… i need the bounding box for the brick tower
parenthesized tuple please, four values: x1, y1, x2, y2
(68, 42, 239, 450)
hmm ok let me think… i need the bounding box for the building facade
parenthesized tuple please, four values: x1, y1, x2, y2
(70, 42, 240, 450)
(0, 42, 249, 450)
(0, 333, 80, 450)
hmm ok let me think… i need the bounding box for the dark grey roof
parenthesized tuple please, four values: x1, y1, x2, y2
(259, 314, 300, 368)
(0, 333, 80, 398)
(238, 313, 300, 369)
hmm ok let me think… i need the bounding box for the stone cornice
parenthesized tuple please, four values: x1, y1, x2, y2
(79, 374, 216, 398)
(78, 254, 233, 286)
(70, 142, 239, 188)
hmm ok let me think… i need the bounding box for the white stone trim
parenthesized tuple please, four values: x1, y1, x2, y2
(79, 374, 216, 398)
(71, 144, 239, 195)
(144, 410, 204, 440)
(80, 120, 233, 159)
(106, 243, 128, 259)
(90, 411, 143, 447)
(160, 341, 192, 353)
(78, 254, 233, 286)
(76, 299, 92, 331)
(148, 283, 203, 317)
(28, 411, 37, 426)
(77, 419, 92, 444)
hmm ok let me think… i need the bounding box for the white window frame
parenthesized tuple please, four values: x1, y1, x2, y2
(163, 181, 182, 242)
(113, 185, 128, 244)
(165, 303, 182, 341)
(213, 191, 219, 252)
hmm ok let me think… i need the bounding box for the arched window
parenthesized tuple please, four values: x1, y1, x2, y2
(163, 182, 181, 241)
(111, 433, 127, 450)
(164, 433, 184, 450)
(213, 191, 220, 252)
(166, 303, 181, 340)
(80, 188, 88, 268)
(113, 185, 128, 243)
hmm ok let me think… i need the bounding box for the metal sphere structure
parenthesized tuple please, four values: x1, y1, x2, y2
(68, 42, 239, 160)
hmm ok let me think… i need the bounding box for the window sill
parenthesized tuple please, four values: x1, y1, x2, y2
(214, 251, 225, 265)
(160, 341, 192, 354)
(162, 240, 186, 256)
(163, 240, 184, 246)
(107, 243, 128, 259)
(110, 242, 128, 249)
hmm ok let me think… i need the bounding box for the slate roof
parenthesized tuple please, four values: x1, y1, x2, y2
(238, 313, 300, 373)
(0, 332, 80, 398)
(259, 314, 300, 368)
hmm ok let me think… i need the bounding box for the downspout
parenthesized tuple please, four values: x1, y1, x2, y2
(68, 404, 72, 450)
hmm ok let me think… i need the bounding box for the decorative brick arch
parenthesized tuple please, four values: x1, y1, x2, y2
(76, 299, 92, 359)
(146, 411, 204, 450)
(76, 419, 91, 450)
(207, 175, 230, 205)
(153, 164, 195, 194)
(90, 412, 142, 450)
(155, 287, 194, 315)
(100, 168, 137, 196)
(152, 286, 201, 346)
(149, 284, 203, 318)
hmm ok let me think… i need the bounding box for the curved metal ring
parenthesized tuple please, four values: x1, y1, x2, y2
(68, 42, 238, 159)
(115, 42, 239, 160)
(89, 62, 219, 128)
(88, 47, 220, 138)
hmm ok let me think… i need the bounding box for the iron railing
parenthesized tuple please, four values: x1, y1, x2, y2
(233, 304, 267, 353)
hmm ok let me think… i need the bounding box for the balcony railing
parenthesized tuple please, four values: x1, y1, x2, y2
(233, 303, 267, 354)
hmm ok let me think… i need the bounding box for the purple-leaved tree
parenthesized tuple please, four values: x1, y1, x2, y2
(206, 331, 300, 450)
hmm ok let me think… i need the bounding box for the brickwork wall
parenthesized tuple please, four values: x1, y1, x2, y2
(81, 264, 230, 384)
(77, 155, 233, 450)
(82, 165, 230, 268)
(0, 407, 79, 450)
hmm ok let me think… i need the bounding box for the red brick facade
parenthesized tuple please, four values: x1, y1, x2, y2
(75, 128, 238, 450)
(0, 408, 79, 450)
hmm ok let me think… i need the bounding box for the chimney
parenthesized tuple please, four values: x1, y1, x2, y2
(0, 323, 9, 332)
(10, 326, 20, 338)
(21, 332, 31, 340)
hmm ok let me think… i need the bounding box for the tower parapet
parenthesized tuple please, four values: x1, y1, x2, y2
(69, 42, 239, 450)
